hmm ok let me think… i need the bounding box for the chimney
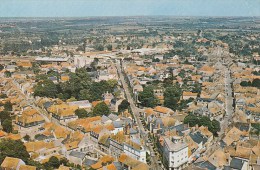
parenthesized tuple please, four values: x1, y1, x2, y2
(257, 156, 260, 165)
(195, 124, 199, 130)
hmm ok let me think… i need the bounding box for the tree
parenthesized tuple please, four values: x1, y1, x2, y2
(0, 94, 7, 99)
(106, 44, 113, 51)
(107, 79, 118, 90)
(199, 116, 212, 127)
(184, 114, 220, 136)
(240, 81, 250, 87)
(152, 58, 160, 62)
(34, 79, 58, 98)
(118, 99, 130, 113)
(164, 85, 181, 111)
(75, 108, 88, 118)
(48, 156, 60, 168)
(2, 119, 12, 133)
(209, 119, 221, 136)
(4, 101, 12, 111)
(23, 134, 30, 141)
(252, 79, 260, 88)
(251, 123, 260, 136)
(0, 64, 4, 71)
(94, 44, 104, 51)
(0, 139, 30, 164)
(0, 111, 11, 123)
(4, 71, 11, 77)
(184, 114, 199, 127)
(138, 86, 158, 107)
(93, 102, 110, 116)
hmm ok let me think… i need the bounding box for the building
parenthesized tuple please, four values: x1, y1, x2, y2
(162, 136, 189, 170)
(47, 103, 78, 125)
(16, 108, 45, 129)
(1, 157, 25, 170)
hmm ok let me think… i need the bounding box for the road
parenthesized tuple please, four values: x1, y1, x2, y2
(116, 61, 163, 170)
(219, 68, 234, 137)
(10, 79, 51, 123)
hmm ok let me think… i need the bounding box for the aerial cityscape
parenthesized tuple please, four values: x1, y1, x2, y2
(0, 1, 260, 170)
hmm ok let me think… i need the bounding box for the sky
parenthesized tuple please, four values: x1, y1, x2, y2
(0, 0, 259, 17)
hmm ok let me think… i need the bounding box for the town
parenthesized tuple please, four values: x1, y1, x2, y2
(0, 17, 259, 170)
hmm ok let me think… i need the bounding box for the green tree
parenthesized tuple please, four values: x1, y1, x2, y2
(252, 79, 260, 88)
(138, 86, 158, 107)
(240, 81, 250, 87)
(79, 89, 92, 100)
(0, 111, 11, 123)
(23, 134, 30, 141)
(106, 44, 113, 51)
(75, 108, 88, 118)
(0, 65, 4, 71)
(209, 119, 221, 136)
(251, 123, 260, 136)
(93, 102, 110, 116)
(199, 116, 212, 127)
(0, 139, 30, 164)
(118, 99, 130, 113)
(34, 79, 58, 98)
(94, 44, 104, 51)
(2, 119, 12, 133)
(0, 94, 7, 99)
(164, 85, 181, 111)
(48, 156, 60, 168)
(184, 114, 199, 127)
(107, 79, 118, 90)
(4, 101, 12, 111)
(4, 71, 11, 77)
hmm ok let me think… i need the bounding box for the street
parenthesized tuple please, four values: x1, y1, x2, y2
(116, 61, 163, 170)
(219, 68, 234, 137)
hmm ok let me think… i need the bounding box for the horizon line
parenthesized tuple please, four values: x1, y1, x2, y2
(0, 15, 259, 19)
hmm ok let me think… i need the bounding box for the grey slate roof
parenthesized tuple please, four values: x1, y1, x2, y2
(189, 132, 208, 145)
(113, 121, 123, 128)
(194, 161, 216, 170)
(69, 151, 87, 159)
(83, 159, 98, 166)
(129, 128, 138, 134)
(108, 113, 119, 121)
(113, 162, 123, 170)
(230, 158, 244, 170)
(101, 115, 110, 123)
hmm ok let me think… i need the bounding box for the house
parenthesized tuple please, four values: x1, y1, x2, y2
(16, 107, 45, 129)
(60, 74, 70, 82)
(182, 91, 198, 100)
(47, 103, 78, 125)
(68, 151, 87, 166)
(118, 154, 149, 170)
(133, 84, 143, 93)
(162, 136, 189, 170)
(154, 106, 174, 117)
(68, 100, 92, 111)
(1, 157, 25, 170)
(225, 157, 249, 170)
(19, 165, 37, 170)
(16, 60, 32, 68)
(56, 165, 71, 170)
(109, 133, 125, 159)
(90, 155, 115, 170)
(24, 141, 60, 162)
(124, 138, 146, 163)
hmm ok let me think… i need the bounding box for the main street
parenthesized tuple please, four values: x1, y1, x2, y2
(116, 60, 163, 170)
(219, 68, 234, 137)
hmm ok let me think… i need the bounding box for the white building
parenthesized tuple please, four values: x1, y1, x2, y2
(162, 136, 188, 170)
(74, 55, 94, 68)
(123, 141, 146, 163)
